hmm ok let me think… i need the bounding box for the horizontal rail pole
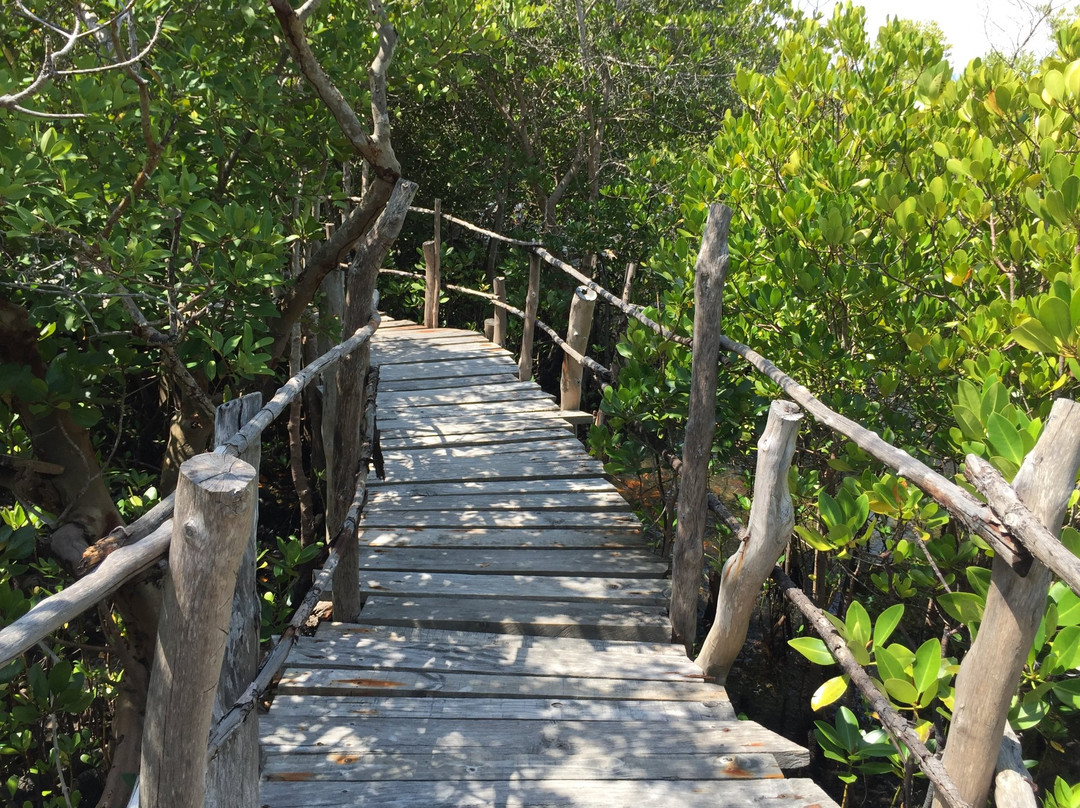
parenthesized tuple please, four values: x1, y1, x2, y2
(0, 302, 382, 665)
(206, 366, 380, 760)
(771, 567, 971, 808)
(379, 269, 613, 382)
(407, 205, 542, 247)
(717, 334, 1029, 572)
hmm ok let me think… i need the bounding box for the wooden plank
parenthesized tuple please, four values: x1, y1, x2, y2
(381, 399, 563, 419)
(374, 460, 607, 486)
(261, 749, 786, 783)
(276, 666, 722, 701)
(285, 627, 697, 679)
(314, 624, 691, 660)
(264, 694, 734, 723)
(261, 716, 809, 769)
(259, 778, 833, 807)
(358, 573, 667, 604)
(357, 596, 670, 641)
(366, 478, 619, 498)
(379, 428, 585, 450)
(379, 373, 524, 393)
(380, 391, 556, 410)
(380, 358, 519, 381)
(359, 547, 667, 577)
(359, 511, 639, 530)
(367, 490, 630, 511)
(362, 527, 647, 550)
(383, 441, 587, 462)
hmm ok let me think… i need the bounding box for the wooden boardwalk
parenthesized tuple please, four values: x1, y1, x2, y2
(259, 319, 838, 807)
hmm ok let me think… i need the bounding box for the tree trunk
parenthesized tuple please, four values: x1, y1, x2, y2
(935, 398, 1080, 808)
(670, 204, 732, 651)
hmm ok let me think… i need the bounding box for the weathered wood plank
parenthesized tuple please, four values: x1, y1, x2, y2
(373, 460, 607, 486)
(314, 624, 691, 660)
(259, 778, 832, 807)
(286, 628, 699, 678)
(264, 694, 734, 723)
(382, 442, 587, 462)
(379, 357, 519, 381)
(362, 527, 645, 550)
(360, 510, 639, 529)
(261, 750, 786, 783)
(377, 416, 580, 437)
(276, 666, 723, 701)
(379, 373, 524, 393)
(380, 388, 555, 409)
(357, 595, 670, 641)
(366, 478, 619, 498)
(357, 572, 667, 604)
(364, 488, 631, 510)
(359, 547, 667, 577)
(260, 716, 808, 769)
(379, 428, 580, 450)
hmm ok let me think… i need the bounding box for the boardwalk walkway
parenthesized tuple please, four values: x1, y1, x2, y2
(259, 319, 838, 807)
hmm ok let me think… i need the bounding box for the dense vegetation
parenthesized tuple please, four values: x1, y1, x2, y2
(3, 0, 1080, 806)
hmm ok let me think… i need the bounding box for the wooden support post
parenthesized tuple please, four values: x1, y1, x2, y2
(492, 276, 508, 347)
(994, 725, 1036, 808)
(696, 399, 801, 679)
(423, 198, 441, 328)
(559, 285, 598, 411)
(935, 398, 1080, 808)
(422, 241, 440, 328)
(519, 253, 541, 381)
(621, 261, 636, 304)
(140, 453, 257, 808)
(205, 395, 262, 808)
(670, 203, 732, 651)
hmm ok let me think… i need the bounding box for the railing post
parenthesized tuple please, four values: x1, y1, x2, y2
(422, 198, 441, 328)
(492, 275, 508, 347)
(696, 399, 802, 679)
(205, 394, 262, 808)
(140, 452, 257, 808)
(670, 203, 732, 651)
(519, 253, 541, 381)
(935, 398, 1080, 808)
(559, 285, 597, 411)
(621, 261, 636, 304)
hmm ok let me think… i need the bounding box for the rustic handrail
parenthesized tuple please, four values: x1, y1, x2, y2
(0, 300, 381, 667)
(205, 366, 381, 762)
(380, 268, 613, 382)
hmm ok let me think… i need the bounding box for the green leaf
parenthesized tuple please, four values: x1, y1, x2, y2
(883, 677, 920, 706)
(937, 591, 985, 626)
(913, 638, 941, 696)
(834, 706, 861, 753)
(789, 636, 835, 666)
(811, 674, 849, 711)
(986, 412, 1026, 466)
(1052, 678, 1080, 709)
(874, 644, 906, 684)
(1011, 319, 1060, 354)
(873, 603, 905, 649)
(1039, 296, 1074, 343)
(845, 600, 872, 658)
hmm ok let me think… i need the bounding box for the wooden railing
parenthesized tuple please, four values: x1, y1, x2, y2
(0, 296, 383, 808)
(400, 201, 1080, 808)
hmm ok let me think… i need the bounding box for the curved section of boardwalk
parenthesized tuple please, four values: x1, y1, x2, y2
(259, 318, 838, 808)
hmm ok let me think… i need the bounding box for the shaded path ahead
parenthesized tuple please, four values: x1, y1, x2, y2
(258, 318, 838, 807)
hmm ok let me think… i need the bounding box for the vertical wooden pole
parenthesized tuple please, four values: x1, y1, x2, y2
(204, 395, 262, 808)
(141, 453, 257, 808)
(670, 203, 732, 652)
(559, 285, 598, 411)
(935, 398, 1080, 808)
(422, 241, 440, 328)
(621, 261, 637, 304)
(493, 276, 508, 348)
(422, 199, 441, 328)
(519, 253, 541, 381)
(695, 400, 802, 679)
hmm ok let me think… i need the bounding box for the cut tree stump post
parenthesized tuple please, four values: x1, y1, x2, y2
(670, 203, 732, 651)
(422, 198, 441, 328)
(205, 394, 262, 808)
(493, 276, 508, 347)
(559, 285, 597, 411)
(696, 399, 801, 679)
(140, 452, 257, 808)
(519, 253, 541, 381)
(935, 397, 1080, 808)
(621, 261, 636, 304)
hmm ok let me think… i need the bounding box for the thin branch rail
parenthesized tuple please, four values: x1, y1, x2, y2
(771, 567, 972, 808)
(380, 268, 613, 382)
(0, 302, 381, 666)
(206, 367, 381, 761)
